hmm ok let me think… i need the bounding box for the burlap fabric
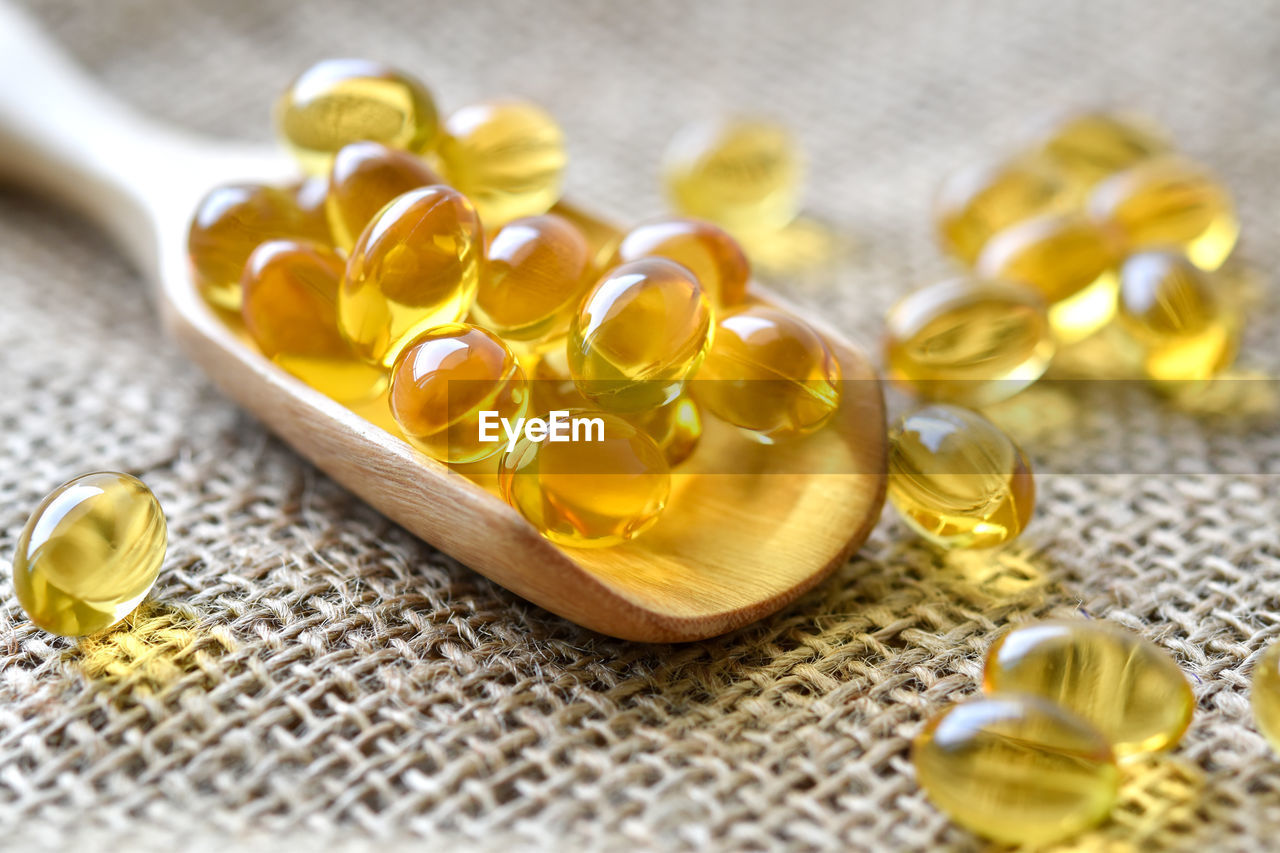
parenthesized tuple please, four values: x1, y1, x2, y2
(1, 1, 1278, 849)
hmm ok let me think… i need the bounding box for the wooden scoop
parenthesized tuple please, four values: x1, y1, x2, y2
(0, 3, 886, 642)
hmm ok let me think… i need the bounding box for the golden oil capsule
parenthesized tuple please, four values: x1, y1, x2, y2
(611, 217, 751, 308)
(913, 695, 1120, 846)
(241, 240, 385, 402)
(934, 155, 1068, 264)
(1252, 641, 1280, 756)
(692, 305, 841, 443)
(188, 182, 329, 312)
(888, 404, 1035, 549)
(550, 201, 625, 278)
(1089, 156, 1239, 271)
(276, 58, 440, 175)
(325, 141, 444, 251)
(472, 213, 592, 346)
(437, 99, 567, 228)
(984, 620, 1194, 758)
(12, 472, 166, 637)
(1040, 110, 1172, 192)
(662, 116, 802, 236)
(339, 185, 482, 367)
(884, 277, 1055, 407)
(977, 212, 1118, 343)
(568, 258, 713, 413)
(388, 324, 528, 464)
(626, 394, 703, 467)
(499, 410, 670, 547)
(1117, 251, 1238, 382)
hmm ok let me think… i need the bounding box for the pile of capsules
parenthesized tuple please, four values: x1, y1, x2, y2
(879, 111, 1244, 552)
(187, 59, 845, 549)
(914, 619, 1195, 845)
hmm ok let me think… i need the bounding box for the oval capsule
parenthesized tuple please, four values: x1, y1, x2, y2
(438, 99, 567, 227)
(914, 696, 1120, 846)
(568, 258, 713, 413)
(1089, 156, 1238, 271)
(888, 404, 1035, 549)
(984, 620, 1195, 758)
(1039, 110, 1172, 192)
(692, 305, 841, 443)
(884, 277, 1055, 406)
(499, 410, 670, 547)
(934, 155, 1068, 264)
(12, 472, 167, 637)
(612, 217, 751, 308)
(276, 58, 440, 175)
(389, 324, 528, 464)
(339, 185, 483, 366)
(325, 141, 444, 251)
(977, 212, 1118, 343)
(473, 213, 592, 345)
(1252, 641, 1280, 756)
(1117, 251, 1238, 381)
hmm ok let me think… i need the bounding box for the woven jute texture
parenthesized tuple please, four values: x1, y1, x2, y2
(2, 1, 1279, 850)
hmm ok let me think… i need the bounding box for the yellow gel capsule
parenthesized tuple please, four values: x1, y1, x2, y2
(692, 305, 841, 443)
(612, 217, 751, 308)
(498, 410, 670, 547)
(934, 155, 1068, 265)
(1089, 156, 1239, 271)
(473, 213, 592, 345)
(884, 277, 1055, 407)
(914, 696, 1120, 846)
(568, 258, 713, 413)
(888, 404, 1035, 549)
(1117, 251, 1238, 382)
(662, 116, 802, 236)
(12, 472, 167, 637)
(339, 185, 482, 366)
(325, 141, 445, 252)
(188, 182, 329, 312)
(388, 324, 528, 464)
(550, 201, 626, 277)
(626, 394, 703, 467)
(1040, 110, 1172, 192)
(437, 99, 567, 228)
(977, 213, 1119, 343)
(241, 240, 385, 402)
(276, 58, 440, 175)
(984, 620, 1195, 758)
(1252, 641, 1280, 756)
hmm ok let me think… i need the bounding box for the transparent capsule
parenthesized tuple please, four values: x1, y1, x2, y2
(567, 258, 713, 413)
(984, 620, 1194, 758)
(472, 213, 592, 345)
(1117, 251, 1238, 382)
(612, 217, 751, 308)
(934, 155, 1069, 265)
(188, 182, 329, 312)
(499, 410, 670, 547)
(913, 695, 1120, 846)
(1252, 641, 1280, 756)
(325, 141, 444, 251)
(276, 58, 440, 175)
(977, 212, 1119, 343)
(12, 472, 167, 637)
(339, 185, 482, 366)
(626, 394, 703, 467)
(662, 116, 802, 236)
(884, 277, 1055, 407)
(388, 324, 528, 464)
(241, 240, 385, 402)
(1039, 110, 1172, 193)
(437, 99, 566, 228)
(888, 404, 1035, 549)
(1089, 156, 1238, 271)
(692, 305, 841, 443)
